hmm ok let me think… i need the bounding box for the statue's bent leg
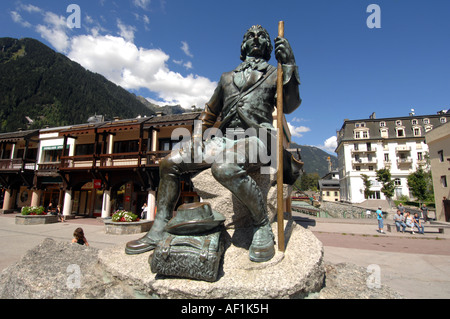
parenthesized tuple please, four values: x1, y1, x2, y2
(125, 155, 182, 255)
(211, 161, 275, 262)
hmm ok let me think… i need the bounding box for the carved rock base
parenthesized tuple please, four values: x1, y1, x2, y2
(98, 220, 325, 299)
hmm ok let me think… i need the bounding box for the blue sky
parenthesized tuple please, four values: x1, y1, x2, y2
(1, 0, 449, 154)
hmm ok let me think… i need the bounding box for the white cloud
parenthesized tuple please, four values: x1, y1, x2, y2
(10, 11, 31, 28)
(36, 11, 70, 52)
(20, 4, 42, 13)
(68, 34, 216, 108)
(181, 41, 194, 58)
(10, 4, 216, 109)
(287, 122, 311, 138)
(183, 61, 193, 70)
(133, 0, 151, 10)
(319, 136, 337, 153)
(117, 19, 136, 42)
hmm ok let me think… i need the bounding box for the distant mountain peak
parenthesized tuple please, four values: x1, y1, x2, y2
(290, 142, 338, 177)
(0, 37, 154, 132)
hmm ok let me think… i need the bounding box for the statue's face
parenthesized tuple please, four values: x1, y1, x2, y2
(242, 27, 271, 59)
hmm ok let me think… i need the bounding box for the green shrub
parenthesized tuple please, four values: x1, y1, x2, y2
(111, 210, 139, 222)
(21, 206, 45, 215)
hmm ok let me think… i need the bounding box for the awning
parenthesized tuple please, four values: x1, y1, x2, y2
(42, 145, 68, 151)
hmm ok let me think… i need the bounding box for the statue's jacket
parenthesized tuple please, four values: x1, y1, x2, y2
(199, 59, 302, 137)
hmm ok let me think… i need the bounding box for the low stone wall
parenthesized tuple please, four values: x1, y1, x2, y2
(0, 209, 18, 214)
(319, 201, 381, 219)
(15, 214, 58, 225)
(104, 220, 153, 235)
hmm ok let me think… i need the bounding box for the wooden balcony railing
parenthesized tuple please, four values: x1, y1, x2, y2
(0, 159, 36, 171)
(59, 150, 172, 170)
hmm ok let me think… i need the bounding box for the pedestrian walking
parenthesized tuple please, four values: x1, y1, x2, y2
(141, 203, 148, 220)
(376, 206, 385, 233)
(397, 203, 406, 215)
(420, 204, 429, 222)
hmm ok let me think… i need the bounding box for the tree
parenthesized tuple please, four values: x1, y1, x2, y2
(361, 174, 374, 199)
(407, 167, 434, 204)
(376, 168, 395, 203)
(298, 172, 320, 191)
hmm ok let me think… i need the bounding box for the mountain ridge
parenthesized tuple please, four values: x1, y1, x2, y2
(290, 142, 338, 177)
(0, 37, 157, 132)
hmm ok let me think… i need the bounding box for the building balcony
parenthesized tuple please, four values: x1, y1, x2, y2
(59, 150, 172, 171)
(351, 147, 376, 155)
(352, 158, 378, 165)
(396, 146, 411, 152)
(397, 158, 413, 166)
(0, 158, 36, 171)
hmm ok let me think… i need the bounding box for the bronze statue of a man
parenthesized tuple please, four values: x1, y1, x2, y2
(126, 25, 301, 262)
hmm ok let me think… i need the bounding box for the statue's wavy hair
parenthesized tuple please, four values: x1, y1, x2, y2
(240, 25, 273, 61)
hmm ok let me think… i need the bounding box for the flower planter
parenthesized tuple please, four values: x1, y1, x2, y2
(104, 219, 153, 235)
(15, 214, 58, 225)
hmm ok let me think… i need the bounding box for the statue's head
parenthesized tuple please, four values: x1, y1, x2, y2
(240, 25, 273, 61)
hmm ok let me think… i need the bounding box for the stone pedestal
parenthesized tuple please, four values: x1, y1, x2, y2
(98, 221, 325, 299)
(15, 215, 58, 225)
(192, 168, 288, 229)
(104, 220, 153, 235)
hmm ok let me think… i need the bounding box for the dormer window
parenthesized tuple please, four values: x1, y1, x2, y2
(396, 120, 402, 126)
(396, 128, 405, 137)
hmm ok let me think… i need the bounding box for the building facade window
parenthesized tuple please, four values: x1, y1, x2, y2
(417, 152, 423, 161)
(438, 150, 444, 162)
(441, 176, 448, 188)
(413, 127, 421, 136)
(396, 128, 405, 137)
(113, 140, 139, 153)
(440, 117, 447, 124)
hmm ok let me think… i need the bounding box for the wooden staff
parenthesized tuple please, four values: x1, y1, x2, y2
(276, 21, 285, 252)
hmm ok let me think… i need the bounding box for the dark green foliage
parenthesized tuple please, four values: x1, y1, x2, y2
(376, 168, 395, 200)
(0, 37, 154, 132)
(407, 167, 434, 203)
(296, 172, 320, 191)
(361, 174, 374, 199)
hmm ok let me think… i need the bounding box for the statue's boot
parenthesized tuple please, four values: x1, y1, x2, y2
(211, 161, 275, 262)
(125, 157, 181, 255)
(249, 221, 275, 262)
